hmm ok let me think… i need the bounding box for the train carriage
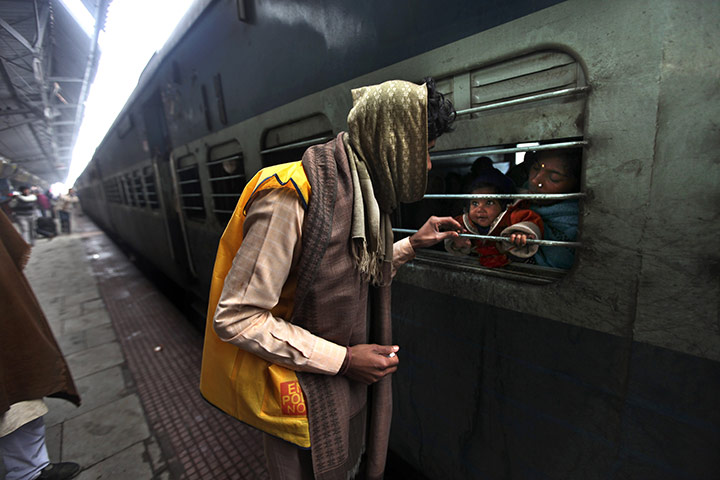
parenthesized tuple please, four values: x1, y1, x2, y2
(75, 0, 719, 478)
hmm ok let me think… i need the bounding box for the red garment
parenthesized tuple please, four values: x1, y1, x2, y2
(456, 201, 544, 268)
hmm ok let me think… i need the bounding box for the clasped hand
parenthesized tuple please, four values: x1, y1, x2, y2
(344, 344, 400, 385)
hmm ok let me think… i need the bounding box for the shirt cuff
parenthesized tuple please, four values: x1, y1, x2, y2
(306, 338, 347, 375)
(393, 236, 416, 265)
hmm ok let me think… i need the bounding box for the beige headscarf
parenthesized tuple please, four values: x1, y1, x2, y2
(344, 80, 428, 285)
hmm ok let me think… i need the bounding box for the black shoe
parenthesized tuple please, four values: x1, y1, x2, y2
(37, 462, 80, 480)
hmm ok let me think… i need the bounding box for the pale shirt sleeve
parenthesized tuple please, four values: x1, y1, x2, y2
(213, 187, 417, 375)
(214, 188, 346, 375)
(391, 236, 416, 277)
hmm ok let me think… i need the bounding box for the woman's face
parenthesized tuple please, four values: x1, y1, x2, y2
(468, 187, 502, 227)
(528, 156, 578, 194)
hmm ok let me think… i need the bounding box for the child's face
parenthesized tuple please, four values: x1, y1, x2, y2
(468, 187, 502, 227)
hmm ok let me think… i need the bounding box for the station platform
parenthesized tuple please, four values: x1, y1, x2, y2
(5, 211, 268, 479)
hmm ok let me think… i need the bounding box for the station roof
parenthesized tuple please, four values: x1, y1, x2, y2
(0, 0, 108, 188)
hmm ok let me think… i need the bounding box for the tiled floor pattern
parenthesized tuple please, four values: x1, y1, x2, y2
(81, 227, 268, 479)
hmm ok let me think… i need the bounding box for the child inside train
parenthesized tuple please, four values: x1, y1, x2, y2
(445, 163, 544, 268)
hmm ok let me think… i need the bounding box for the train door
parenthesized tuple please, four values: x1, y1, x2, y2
(141, 91, 193, 277)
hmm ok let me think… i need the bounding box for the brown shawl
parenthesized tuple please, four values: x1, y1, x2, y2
(0, 210, 80, 415)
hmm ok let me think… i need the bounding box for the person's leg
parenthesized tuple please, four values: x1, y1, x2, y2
(0, 417, 49, 480)
(28, 215, 36, 246)
(263, 433, 314, 480)
(18, 216, 33, 245)
(58, 211, 69, 234)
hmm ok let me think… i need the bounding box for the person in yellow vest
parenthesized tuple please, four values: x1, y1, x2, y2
(200, 78, 460, 480)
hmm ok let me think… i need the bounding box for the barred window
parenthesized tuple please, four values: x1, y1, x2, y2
(104, 178, 122, 203)
(143, 166, 159, 209)
(261, 113, 333, 167)
(207, 141, 245, 227)
(175, 153, 205, 220)
(397, 50, 587, 280)
(133, 170, 147, 208)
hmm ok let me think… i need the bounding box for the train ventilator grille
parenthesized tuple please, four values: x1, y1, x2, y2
(207, 141, 246, 227)
(175, 154, 206, 220)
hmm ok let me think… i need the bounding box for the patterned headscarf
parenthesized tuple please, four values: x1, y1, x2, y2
(344, 80, 428, 284)
(347, 80, 428, 212)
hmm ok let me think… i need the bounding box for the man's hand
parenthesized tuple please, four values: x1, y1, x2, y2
(409, 216, 462, 250)
(344, 344, 400, 385)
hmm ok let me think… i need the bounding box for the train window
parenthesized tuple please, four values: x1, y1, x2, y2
(207, 140, 245, 227)
(133, 170, 147, 208)
(143, 166, 159, 209)
(175, 153, 205, 220)
(104, 178, 122, 204)
(122, 175, 136, 206)
(397, 50, 587, 281)
(261, 114, 333, 167)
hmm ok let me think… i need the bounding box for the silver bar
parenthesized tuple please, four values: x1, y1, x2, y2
(0, 16, 34, 52)
(181, 206, 204, 211)
(393, 228, 581, 248)
(430, 141, 586, 161)
(176, 165, 198, 173)
(423, 193, 585, 200)
(206, 154, 242, 166)
(209, 174, 244, 182)
(178, 179, 199, 185)
(456, 86, 590, 116)
(48, 77, 84, 83)
(261, 136, 333, 155)
(180, 193, 202, 198)
(213, 209, 235, 214)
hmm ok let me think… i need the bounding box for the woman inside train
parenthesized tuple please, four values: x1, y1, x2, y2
(524, 148, 581, 269)
(445, 163, 544, 267)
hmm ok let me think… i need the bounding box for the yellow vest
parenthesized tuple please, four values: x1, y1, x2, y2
(199, 160, 312, 448)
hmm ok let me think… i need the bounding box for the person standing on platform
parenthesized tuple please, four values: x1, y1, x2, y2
(55, 189, 78, 234)
(10, 186, 37, 246)
(0, 210, 82, 479)
(201, 78, 461, 479)
(35, 188, 52, 219)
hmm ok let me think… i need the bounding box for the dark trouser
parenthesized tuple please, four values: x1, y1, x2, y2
(58, 210, 70, 233)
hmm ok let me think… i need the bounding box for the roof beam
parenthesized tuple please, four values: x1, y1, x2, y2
(33, 0, 50, 50)
(49, 76, 84, 83)
(0, 16, 34, 53)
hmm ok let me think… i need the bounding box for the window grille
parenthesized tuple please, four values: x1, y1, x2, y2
(398, 50, 588, 275)
(262, 114, 333, 167)
(133, 170, 146, 208)
(104, 178, 122, 203)
(207, 141, 245, 227)
(143, 166, 159, 209)
(175, 154, 205, 220)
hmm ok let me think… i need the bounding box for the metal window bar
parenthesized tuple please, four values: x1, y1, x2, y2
(182, 206, 205, 211)
(180, 193, 202, 198)
(206, 154, 242, 167)
(455, 86, 590, 117)
(176, 165, 199, 174)
(213, 209, 235, 214)
(260, 135, 334, 155)
(178, 178, 200, 186)
(430, 141, 586, 162)
(393, 228, 581, 248)
(208, 174, 244, 182)
(424, 193, 585, 200)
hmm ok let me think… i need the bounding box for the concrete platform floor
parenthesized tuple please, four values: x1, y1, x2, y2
(3, 211, 267, 479)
